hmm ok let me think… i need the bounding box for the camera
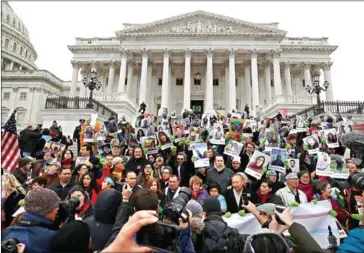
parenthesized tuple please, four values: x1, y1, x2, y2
(164, 187, 192, 225)
(56, 197, 80, 225)
(348, 172, 364, 190)
(1, 238, 19, 253)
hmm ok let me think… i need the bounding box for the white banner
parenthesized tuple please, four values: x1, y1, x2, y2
(222, 200, 344, 249)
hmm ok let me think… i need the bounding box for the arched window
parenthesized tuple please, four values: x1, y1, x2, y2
(4, 38, 9, 48)
(12, 42, 17, 52)
(6, 15, 10, 23)
(18, 21, 20, 30)
(20, 46, 23, 55)
(25, 50, 28, 58)
(12, 19, 16, 27)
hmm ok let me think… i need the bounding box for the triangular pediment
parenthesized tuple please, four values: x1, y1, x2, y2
(116, 10, 287, 36)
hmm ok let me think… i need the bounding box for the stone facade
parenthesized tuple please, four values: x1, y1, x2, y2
(68, 10, 337, 117)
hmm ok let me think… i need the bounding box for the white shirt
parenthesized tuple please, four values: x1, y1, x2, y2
(233, 189, 243, 207)
(177, 165, 181, 179)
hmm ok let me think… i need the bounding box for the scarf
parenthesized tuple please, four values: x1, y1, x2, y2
(61, 158, 73, 168)
(77, 201, 90, 218)
(192, 190, 199, 200)
(257, 192, 273, 204)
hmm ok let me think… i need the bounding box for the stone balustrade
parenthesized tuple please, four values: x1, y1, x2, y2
(272, 95, 317, 104)
(93, 92, 130, 101)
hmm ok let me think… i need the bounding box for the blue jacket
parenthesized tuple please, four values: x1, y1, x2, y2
(338, 228, 364, 253)
(1, 212, 57, 253)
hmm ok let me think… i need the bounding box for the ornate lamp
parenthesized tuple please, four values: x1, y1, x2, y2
(83, 70, 102, 108)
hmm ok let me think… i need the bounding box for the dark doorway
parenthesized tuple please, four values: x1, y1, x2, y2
(191, 100, 204, 115)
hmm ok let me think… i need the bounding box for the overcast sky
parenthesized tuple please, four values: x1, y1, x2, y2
(9, 1, 364, 101)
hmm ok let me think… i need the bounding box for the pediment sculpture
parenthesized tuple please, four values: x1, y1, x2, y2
(159, 20, 239, 33)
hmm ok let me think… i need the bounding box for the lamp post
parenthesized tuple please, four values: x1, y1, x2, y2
(83, 70, 102, 109)
(305, 72, 329, 114)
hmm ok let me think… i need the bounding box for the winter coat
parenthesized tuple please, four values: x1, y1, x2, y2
(125, 157, 150, 175)
(2, 190, 25, 227)
(19, 128, 42, 153)
(338, 228, 364, 253)
(84, 190, 121, 251)
(2, 212, 57, 253)
(192, 189, 209, 206)
(297, 183, 315, 202)
(206, 167, 234, 195)
(12, 168, 28, 186)
(275, 186, 308, 206)
(224, 187, 260, 214)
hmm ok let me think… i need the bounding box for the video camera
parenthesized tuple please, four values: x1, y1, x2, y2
(56, 197, 80, 225)
(164, 187, 192, 225)
(1, 238, 19, 253)
(351, 140, 364, 168)
(348, 172, 364, 190)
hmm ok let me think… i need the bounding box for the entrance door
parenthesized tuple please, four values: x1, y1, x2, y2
(191, 100, 204, 115)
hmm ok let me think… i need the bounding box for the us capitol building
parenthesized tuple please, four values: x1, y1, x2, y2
(2, 1, 337, 130)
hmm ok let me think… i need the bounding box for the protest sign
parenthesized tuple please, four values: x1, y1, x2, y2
(245, 150, 270, 180)
(142, 136, 158, 155)
(210, 124, 225, 145)
(224, 140, 243, 158)
(229, 118, 244, 141)
(316, 152, 332, 176)
(172, 125, 185, 142)
(191, 143, 209, 168)
(189, 126, 201, 142)
(269, 148, 287, 173)
(264, 131, 279, 152)
(98, 143, 111, 157)
(324, 129, 339, 148)
(223, 200, 343, 249)
(352, 123, 364, 133)
(287, 159, 299, 173)
(157, 130, 173, 150)
(75, 157, 89, 167)
(303, 135, 320, 154)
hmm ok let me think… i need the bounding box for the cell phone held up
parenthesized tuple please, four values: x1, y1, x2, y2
(136, 221, 180, 253)
(275, 205, 287, 225)
(242, 193, 251, 206)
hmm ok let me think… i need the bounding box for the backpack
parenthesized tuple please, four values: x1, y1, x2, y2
(203, 218, 246, 253)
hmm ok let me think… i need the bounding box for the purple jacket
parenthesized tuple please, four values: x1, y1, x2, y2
(194, 190, 209, 206)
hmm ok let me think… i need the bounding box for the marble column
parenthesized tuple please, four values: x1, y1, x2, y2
(205, 49, 214, 113)
(161, 49, 170, 110)
(70, 61, 79, 97)
(224, 63, 229, 109)
(183, 49, 191, 110)
(240, 75, 245, 111)
(138, 49, 149, 107)
(304, 63, 312, 88)
(323, 62, 334, 101)
(258, 68, 266, 106)
(146, 66, 153, 112)
(26, 88, 36, 124)
(244, 62, 251, 109)
(250, 50, 259, 115)
(264, 61, 272, 105)
(107, 61, 115, 94)
(118, 50, 128, 93)
(8, 88, 18, 118)
(126, 59, 134, 99)
(228, 49, 236, 111)
(32, 88, 42, 124)
(284, 62, 293, 96)
(272, 49, 283, 96)
(9, 61, 14, 71)
(79, 69, 87, 97)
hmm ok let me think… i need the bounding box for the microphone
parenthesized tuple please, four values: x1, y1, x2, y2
(340, 132, 364, 149)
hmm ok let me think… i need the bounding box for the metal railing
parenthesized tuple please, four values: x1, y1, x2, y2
(296, 101, 364, 118)
(45, 96, 118, 119)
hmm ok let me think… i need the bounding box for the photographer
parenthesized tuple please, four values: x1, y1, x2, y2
(2, 188, 61, 253)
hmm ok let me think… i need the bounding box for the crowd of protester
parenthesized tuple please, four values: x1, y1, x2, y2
(1, 106, 364, 253)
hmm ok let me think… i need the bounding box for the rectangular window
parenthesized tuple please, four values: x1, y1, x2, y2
(158, 78, 162, 86)
(271, 79, 274, 87)
(20, 92, 27, 100)
(302, 79, 306, 87)
(125, 78, 127, 85)
(3, 92, 10, 100)
(194, 78, 201, 85)
(176, 78, 183, 86)
(213, 79, 219, 86)
(235, 78, 238, 86)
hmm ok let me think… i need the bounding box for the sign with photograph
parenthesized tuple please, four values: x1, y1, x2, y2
(141, 136, 158, 155)
(303, 135, 320, 154)
(315, 152, 332, 177)
(245, 150, 270, 180)
(157, 130, 173, 150)
(269, 148, 287, 173)
(324, 129, 339, 148)
(229, 118, 244, 141)
(172, 125, 185, 142)
(287, 159, 299, 173)
(224, 140, 243, 157)
(43, 141, 66, 156)
(191, 143, 209, 168)
(210, 124, 225, 145)
(189, 126, 202, 142)
(98, 143, 111, 157)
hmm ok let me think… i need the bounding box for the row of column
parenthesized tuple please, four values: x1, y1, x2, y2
(70, 49, 334, 114)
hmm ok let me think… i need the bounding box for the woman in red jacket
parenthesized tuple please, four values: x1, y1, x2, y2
(79, 172, 99, 205)
(313, 181, 347, 224)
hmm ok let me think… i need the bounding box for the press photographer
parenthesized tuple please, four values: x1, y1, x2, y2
(1, 188, 61, 253)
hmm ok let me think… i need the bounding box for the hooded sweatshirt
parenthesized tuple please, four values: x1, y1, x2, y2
(84, 189, 122, 251)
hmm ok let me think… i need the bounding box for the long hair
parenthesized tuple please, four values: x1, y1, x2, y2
(1, 173, 26, 196)
(61, 149, 74, 161)
(79, 171, 97, 194)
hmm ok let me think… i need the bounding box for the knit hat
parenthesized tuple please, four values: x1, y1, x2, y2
(18, 158, 32, 168)
(24, 188, 61, 216)
(268, 170, 277, 177)
(50, 220, 90, 253)
(202, 196, 221, 213)
(186, 200, 203, 217)
(285, 173, 298, 180)
(232, 156, 241, 163)
(112, 157, 124, 167)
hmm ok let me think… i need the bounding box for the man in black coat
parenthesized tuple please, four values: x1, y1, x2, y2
(224, 174, 259, 214)
(73, 119, 85, 156)
(171, 152, 194, 187)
